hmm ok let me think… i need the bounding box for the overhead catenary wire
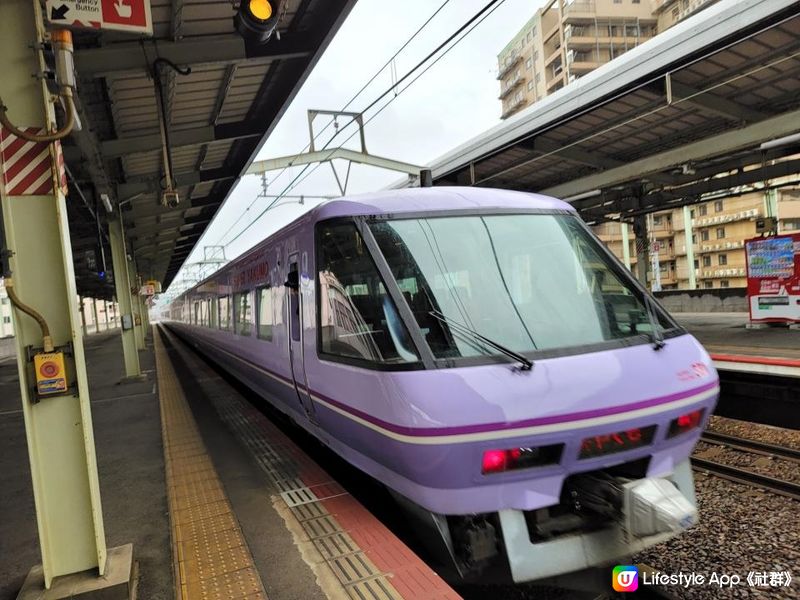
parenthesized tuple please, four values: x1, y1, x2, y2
(209, 0, 454, 252)
(223, 0, 507, 250)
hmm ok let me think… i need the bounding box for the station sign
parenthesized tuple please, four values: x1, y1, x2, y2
(46, 0, 153, 35)
(139, 284, 156, 296)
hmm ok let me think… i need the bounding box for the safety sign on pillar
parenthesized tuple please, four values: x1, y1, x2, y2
(45, 0, 153, 35)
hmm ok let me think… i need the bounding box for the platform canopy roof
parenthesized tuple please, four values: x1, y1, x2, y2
(65, 0, 355, 299)
(428, 0, 800, 223)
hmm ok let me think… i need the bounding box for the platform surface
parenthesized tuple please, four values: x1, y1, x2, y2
(676, 313, 800, 362)
(0, 330, 172, 600)
(0, 325, 460, 600)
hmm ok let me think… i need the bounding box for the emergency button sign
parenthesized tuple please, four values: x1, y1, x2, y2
(46, 0, 153, 35)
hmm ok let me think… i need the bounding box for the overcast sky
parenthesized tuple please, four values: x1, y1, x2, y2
(166, 0, 542, 295)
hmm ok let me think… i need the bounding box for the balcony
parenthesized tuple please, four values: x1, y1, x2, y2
(562, 0, 596, 21)
(778, 201, 800, 220)
(501, 96, 526, 120)
(498, 73, 525, 99)
(496, 53, 522, 80)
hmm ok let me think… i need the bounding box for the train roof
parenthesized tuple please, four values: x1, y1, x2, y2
(308, 187, 574, 221)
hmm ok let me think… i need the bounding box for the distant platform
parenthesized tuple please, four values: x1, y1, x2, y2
(676, 313, 800, 377)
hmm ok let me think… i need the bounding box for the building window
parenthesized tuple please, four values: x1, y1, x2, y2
(693, 259, 699, 269)
(691, 234, 697, 244)
(703, 281, 713, 289)
(672, 7, 680, 19)
(535, 72, 541, 83)
(633, 0, 640, 3)
(714, 200, 724, 212)
(218, 295, 231, 331)
(701, 230, 709, 241)
(698, 205, 707, 216)
(533, 50, 539, 62)
(526, 58, 532, 69)
(527, 81, 533, 91)
(716, 227, 725, 239)
(531, 26, 536, 38)
(653, 215, 661, 225)
(720, 280, 730, 288)
(690, 209, 695, 218)
(317, 222, 420, 366)
(527, 32, 532, 43)
(702, 256, 711, 267)
(256, 286, 274, 341)
(3, 316, 10, 324)
(718, 254, 727, 266)
(234, 292, 252, 336)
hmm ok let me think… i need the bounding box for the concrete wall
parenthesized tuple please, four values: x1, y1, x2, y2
(654, 288, 748, 313)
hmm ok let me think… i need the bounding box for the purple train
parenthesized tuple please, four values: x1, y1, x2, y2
(163, 187, 718, 583)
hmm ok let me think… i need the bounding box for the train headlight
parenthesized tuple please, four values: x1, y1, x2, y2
(667, 408, 706, 438)
(481, 445, 563, 474)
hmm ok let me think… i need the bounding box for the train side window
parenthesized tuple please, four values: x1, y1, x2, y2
(219, 295, 231, 330)
(317, 221, 419, 366)
(256, 286, 274, 341)
(234, 291, 252, 336)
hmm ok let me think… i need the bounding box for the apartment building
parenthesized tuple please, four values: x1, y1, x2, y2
(498, 0, 657, 120)
(652, 0, 720, 32)
(594, 185, 800, 290)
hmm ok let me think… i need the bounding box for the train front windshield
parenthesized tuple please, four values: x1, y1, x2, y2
(369, 213, 676, 360)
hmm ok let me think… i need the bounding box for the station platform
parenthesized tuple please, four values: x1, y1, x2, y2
(676, 313, 800, 378)
(0, 327, 459, 600)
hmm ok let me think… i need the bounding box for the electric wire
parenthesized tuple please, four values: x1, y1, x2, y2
(210, 0, 454, 251)
(223, 0, 507, 250)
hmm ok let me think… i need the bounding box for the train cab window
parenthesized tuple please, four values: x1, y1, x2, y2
(369, 213, 674, 360)
(219, 295, 231, 331)
(317, 222, 420, 367)
(234, 292, 252, 336)
(256, 286, 274, 341)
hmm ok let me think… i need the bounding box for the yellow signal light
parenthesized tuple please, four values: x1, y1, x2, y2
(248, 0, 273, 21)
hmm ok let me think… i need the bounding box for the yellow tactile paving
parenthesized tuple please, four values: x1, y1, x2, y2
(154, 328, 268, 600)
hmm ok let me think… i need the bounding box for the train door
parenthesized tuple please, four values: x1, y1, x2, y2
(286, 255, 316, 423)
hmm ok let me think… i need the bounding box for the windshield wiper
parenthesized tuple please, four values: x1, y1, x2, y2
(429, 310, 533, 371)
(642, 293, 666, 351)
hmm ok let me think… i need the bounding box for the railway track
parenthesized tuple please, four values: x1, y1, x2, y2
(700, 430, 800, 462)
(692, 431, 800, 500)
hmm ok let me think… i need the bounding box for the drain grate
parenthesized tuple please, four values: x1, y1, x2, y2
(280, 486, 318, 507)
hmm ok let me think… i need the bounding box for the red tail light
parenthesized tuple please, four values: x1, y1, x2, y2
(667, 408, 705, 438)
(481, 444, 563, 474)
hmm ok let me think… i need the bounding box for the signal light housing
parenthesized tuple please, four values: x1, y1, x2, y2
(235, 0, 279, 45)
(667, 408, 706, 438)
(481, 444, 563, 475)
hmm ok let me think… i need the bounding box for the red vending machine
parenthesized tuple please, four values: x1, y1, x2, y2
(744, 233, 800, 324)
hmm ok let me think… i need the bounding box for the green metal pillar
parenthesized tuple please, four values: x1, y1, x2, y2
(683, 205, 696, 290)
(78, 296, 88, 336)
(0, 0, 106, 587)
(620, 222, 632, 271)
(129, 262, 145, 351)
(108, 219, 140, 377)
(633, 216, 649, 286)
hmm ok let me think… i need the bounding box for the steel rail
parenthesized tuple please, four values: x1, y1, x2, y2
(701, 431, 800, 462)
(691, 457, 800, 501)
